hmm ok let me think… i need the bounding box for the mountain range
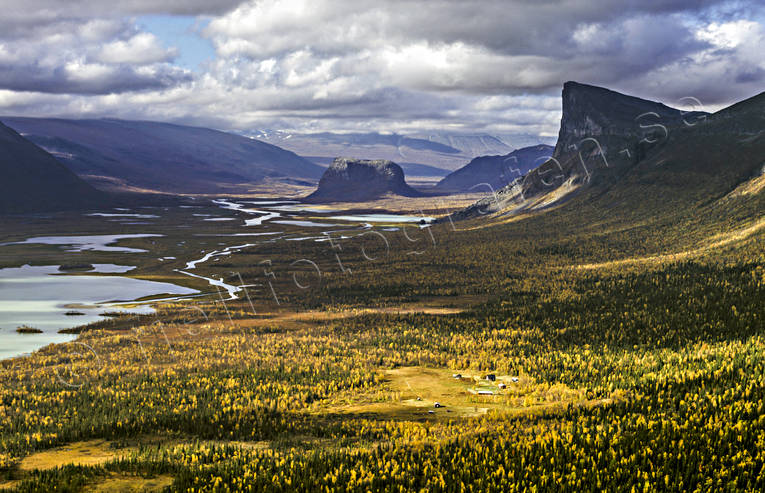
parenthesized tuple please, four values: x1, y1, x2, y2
(3, 81, 762, 217)
(3, 118, 324, 194)
(251, 131, 514, 172)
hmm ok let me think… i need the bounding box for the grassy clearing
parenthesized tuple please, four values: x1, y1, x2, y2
(19, 440, 132, 471)
(326, 366, 595, 421)
(0, 480, 18, 491)
(86, 473, 173, 492)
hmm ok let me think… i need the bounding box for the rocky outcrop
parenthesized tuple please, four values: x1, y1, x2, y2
(304, 158, 422, 203)
(435, 144, 553, 192)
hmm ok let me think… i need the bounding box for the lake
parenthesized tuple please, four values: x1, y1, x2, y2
(0, 264, 198, 360)
(0, 234, 163, 253)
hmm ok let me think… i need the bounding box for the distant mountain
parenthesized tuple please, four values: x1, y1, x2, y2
(435, 144, 553, 192)
(0, 121, 108, 214)
(251, 131, 513, 171)
(451, 82, 763, 221)
(304, 158, 422, 203)
(411, 132, 514, 159)
(3, 118, 324, 194)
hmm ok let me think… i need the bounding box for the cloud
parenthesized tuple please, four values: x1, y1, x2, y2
(97, 33, 177, 64)
(201, 1, 760, 99)
(0, 0, 242, 21)
(617, 18, 765, 106)
(0, 0, 762, 142)
(0, 61, 191, 95)
(0, 17, 191, 95)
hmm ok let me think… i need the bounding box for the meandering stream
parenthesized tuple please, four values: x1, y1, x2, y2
(1, 198, 437, 359)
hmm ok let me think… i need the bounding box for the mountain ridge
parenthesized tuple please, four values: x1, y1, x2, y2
(0, 121, 110, 214)
(435, 144, 554, 192)
(3, 117, 324, 194)
(252, 131, 514, 171)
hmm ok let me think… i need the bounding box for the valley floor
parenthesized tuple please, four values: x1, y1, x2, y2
(0, 184, 763, 492)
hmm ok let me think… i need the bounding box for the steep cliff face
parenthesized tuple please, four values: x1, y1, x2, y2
(435, 144, 553, 192)
(523, 81, 708, 197)
(304, 158, 422, 203)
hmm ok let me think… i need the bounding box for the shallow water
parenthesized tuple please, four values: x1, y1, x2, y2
(329, 214, 434, 223)
(86, 213, 159, 219)
(176, 242, 258, 300)
(0, 234, 163, 253)
(0, 264, 198, 359)
(243, 200, 299, 205)
(272, 220, 339, 227)
(0, 331, 77, 361)
(212, 199, 282, 226)
(0, 201, 437, 360)
(268, 204, 342, 213)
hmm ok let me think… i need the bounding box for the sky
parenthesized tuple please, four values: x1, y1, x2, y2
(0, 0, 763, 146)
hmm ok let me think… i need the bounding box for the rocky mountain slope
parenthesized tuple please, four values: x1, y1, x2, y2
(0, 121, 109, 214)
(3, 118, 324, 194)
(435, 144, 553, 192)
(304, 158, 422, 203)
(521, 81, 708, 198)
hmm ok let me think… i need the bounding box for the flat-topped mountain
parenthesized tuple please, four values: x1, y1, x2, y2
(0, 121, 108, 213)
(435, 144, 553, 192)
(304, 158, 422, 203)
(2, 117, 324, 194)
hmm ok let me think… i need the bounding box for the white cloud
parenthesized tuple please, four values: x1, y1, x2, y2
(0, 17, 190, 94)
(98, 32, 177, 64)
(696, 19, 761, 48)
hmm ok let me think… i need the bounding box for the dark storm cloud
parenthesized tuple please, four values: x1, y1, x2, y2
(0, 0, 243, 18)
(0, 62, 191, 95)
(0, 0, 762, 138)
(205, 0, 764, 103)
